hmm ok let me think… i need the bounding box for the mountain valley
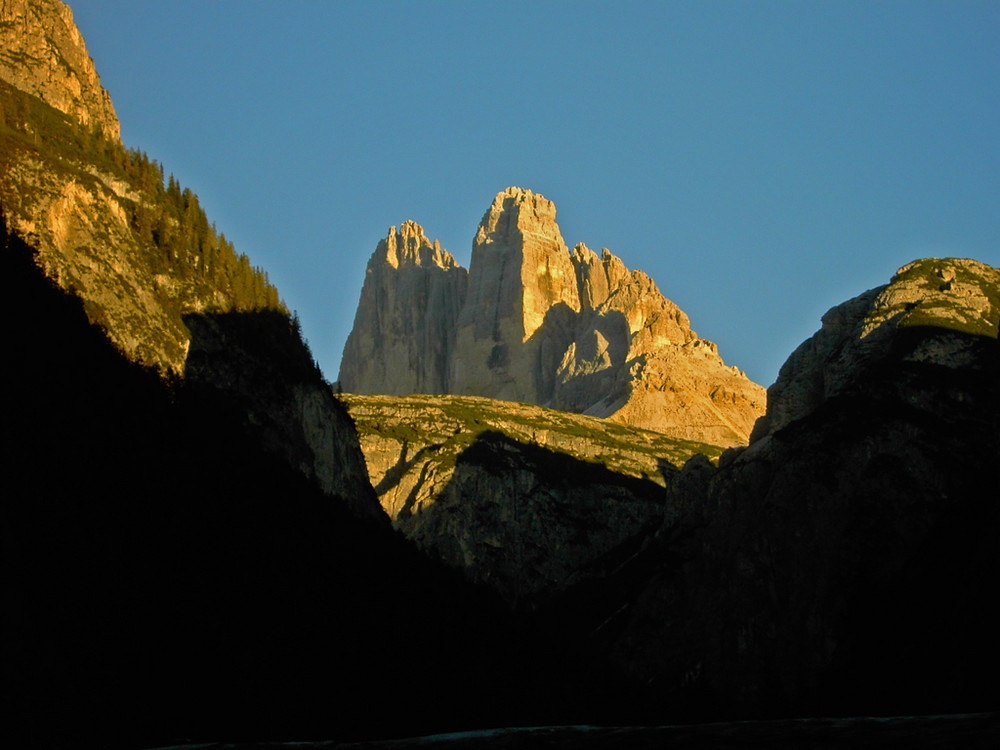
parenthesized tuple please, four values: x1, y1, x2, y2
(3, 3, 999, 749)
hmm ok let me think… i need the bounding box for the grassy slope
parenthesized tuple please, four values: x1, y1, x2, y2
(343, 392, 726, 487)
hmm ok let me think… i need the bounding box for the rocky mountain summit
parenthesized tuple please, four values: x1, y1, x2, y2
(339, 221, 468, 395)
(754, 256, 1000, 438)
(0, 0, 119, 140)
(0, 0, 380, 520)
(340, 187, 765, 446)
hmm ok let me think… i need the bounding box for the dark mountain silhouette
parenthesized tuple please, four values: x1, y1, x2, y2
(3, 3, 999, 749)
(3, 222, 605, 748)
(530, 259, 1000, 724)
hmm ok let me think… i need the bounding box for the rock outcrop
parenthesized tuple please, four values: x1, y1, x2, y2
(753, 257, 1000, 438)
(556, 257, 1000, 719)
(342, 392, 723, 598)
(0, 0, 382, 521)
(0, 0, 119, 140)
(339, 221, 467, 395)
(343, 393, 707, 601)
(339, 187, 765, 446)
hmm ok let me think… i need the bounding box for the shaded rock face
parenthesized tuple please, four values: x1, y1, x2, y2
(754, 257, 1000, 438)
(341, 392, 723, 599)
(5, 233, 575, 748)
(411, 431, 666, 604)
(0, 0, 119, 140)
(184, 311, 384, 523)
(565, 258, 1000, 720)
(340, 221, 467, 395)
(0, 2, 383, 522)
(339, 187, 765, 446)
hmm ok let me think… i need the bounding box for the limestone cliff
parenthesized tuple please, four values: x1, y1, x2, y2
(753, 257, 1000, 438)
(342, 393, 720, 600)
(0, 1, 382, 521)
(339, 221, 467, 395)
(339, 188, 765, 446)
(449, 187, 581, 403)
(0, 0, 119, 140)
(557, 244, 764, 445)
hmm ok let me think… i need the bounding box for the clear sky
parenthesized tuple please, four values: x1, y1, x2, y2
(71, 1, 999, 387)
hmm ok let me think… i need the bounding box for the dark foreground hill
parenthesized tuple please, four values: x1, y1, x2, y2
(2, 219, 601, 748)
(3, 3, 999, 749)
(530, 257, 1000, 722)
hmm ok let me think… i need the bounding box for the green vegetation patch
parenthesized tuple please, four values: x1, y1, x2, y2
(1, 80, 284, 316)
(889, 258, 1000, 339)
(343, 393, 724, 483)
(1, 80, 301, 373)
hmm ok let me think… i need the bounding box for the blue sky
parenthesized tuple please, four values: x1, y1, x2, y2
(71, 1, 999, 387)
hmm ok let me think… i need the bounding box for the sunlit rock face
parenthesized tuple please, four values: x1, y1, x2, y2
(754, 257, 1000, 439)
(0, 0, 383, 522)
(0, 0, 120, 140)
(450, 187, 581, 403)
(340, 187, 766, 445)
(557, 243, 765, 446)
(0, 0, 189, 375)
(339, 221, 468, 395)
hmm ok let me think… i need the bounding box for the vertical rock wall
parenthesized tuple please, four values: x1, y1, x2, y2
(450, 187, 581, 403)
(339, 221, 468, 395)
(339, 187, 766, 445)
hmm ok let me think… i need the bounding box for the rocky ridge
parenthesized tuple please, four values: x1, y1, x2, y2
(559, 256, 1000, 718)
(344, 392, 723, 512)
(0, 0, 381, 520)
(342, 392, 724, 597)
(340, 187, 765, 446)
(0, 0, 119, 140)
(342, 393, 718, 600)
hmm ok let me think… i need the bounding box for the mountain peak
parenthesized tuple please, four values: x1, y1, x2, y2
(376, 221, 456, 270)
(475, 186, 563, 249)
(342, 189, 766, 445)
(0, 0, 120, 140)
(341, 221, 468, 396)
(755, 256, 1000, 440)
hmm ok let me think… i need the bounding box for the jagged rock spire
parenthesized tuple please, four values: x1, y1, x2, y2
(339, 188, 767, 446)
(339, 222, 467, 396)
(449, 187, 581, 402)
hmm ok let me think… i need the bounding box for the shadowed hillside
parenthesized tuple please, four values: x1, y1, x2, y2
(4, 4, 999, 748)
(1, 226, 594, 749)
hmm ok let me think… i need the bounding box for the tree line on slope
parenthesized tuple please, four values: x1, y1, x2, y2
(0, 79, 280, 313)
